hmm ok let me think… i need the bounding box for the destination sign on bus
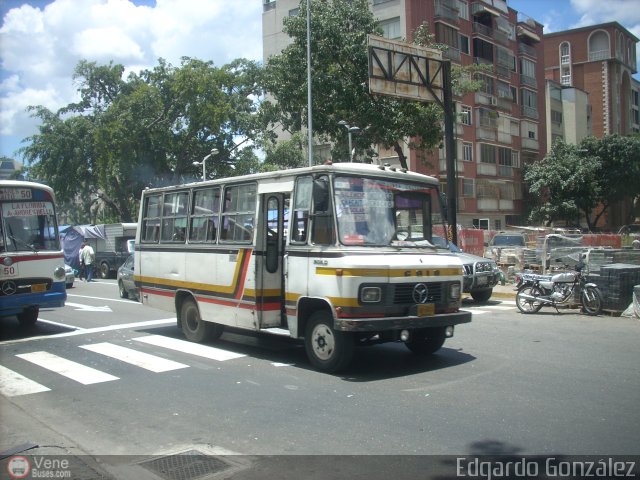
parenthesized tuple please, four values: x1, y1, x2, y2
(2, 202, 54, 217)
(0, 188, 32, 200)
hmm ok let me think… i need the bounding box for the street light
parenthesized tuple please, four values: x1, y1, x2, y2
(338, 121, 361, 162)
(192, 148, 218, 180)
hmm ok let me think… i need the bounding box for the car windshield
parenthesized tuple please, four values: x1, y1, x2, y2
(333, 176, 445, 247)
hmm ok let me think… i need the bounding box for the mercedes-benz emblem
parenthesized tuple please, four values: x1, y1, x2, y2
(412, 283, 428, 304)
(2, 281, 17, 296)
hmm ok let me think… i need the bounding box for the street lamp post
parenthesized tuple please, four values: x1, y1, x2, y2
(338, 121, 361, 162)
(193, 148, 218, 180)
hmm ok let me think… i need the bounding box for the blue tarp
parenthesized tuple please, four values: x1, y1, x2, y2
(60, 225, 106, 269)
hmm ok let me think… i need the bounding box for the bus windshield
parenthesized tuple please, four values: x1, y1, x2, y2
(0, 200, 59, 252)
(333, 176, 445, 247)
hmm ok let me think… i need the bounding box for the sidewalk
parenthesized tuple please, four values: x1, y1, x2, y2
(489, 282, 517, 300)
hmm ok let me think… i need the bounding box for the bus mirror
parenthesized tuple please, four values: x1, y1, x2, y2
(313, 179, 329, 213)
(439, 192, 448, 218)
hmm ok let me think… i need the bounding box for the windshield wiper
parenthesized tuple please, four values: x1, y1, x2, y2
(7, 233, 38, 253)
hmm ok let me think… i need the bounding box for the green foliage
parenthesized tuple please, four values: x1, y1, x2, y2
(262, 133, 307, 171)
(524, 135, 640, 229)
(261, 0, 445, 169)
(20, 57, 264, 222)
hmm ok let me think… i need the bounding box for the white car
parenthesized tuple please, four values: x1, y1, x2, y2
(64, 264, 75, 288)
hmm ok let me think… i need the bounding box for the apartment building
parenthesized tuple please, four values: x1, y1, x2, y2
(545, 79, 592, 147)
(544, 22, 639, 228)
(262, 0, 546, 230)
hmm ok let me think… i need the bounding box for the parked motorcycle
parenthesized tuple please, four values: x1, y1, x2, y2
(515, 258, 602, 315)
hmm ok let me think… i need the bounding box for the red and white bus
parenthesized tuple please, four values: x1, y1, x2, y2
(0, 180, 66, 326)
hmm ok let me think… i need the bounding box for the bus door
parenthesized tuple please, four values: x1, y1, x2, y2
(257, 193, 287, 328)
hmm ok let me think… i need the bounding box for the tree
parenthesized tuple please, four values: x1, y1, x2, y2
(524, 135, 640, 230)
(21, 58, 265, 222)
(261, 0, 446, 169)
(524, 140, 601, 228)
(578, 134, 640, 226)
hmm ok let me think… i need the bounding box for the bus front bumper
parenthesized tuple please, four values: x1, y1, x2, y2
(334, 310, 472, 332)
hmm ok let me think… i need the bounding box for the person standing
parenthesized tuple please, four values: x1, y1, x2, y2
(80, 241, 95, 282)
(78, 241, 86, 280)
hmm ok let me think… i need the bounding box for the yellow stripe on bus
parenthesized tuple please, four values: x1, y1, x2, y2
(316, 267, 462, 277)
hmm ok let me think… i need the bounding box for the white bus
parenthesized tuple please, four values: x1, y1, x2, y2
(0, 180, 66, 326)
(135, 163, 471, 372)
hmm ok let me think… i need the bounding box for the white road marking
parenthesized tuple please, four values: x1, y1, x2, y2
(134, 335, 245, 361)
(0, 365, 50, 397)
(1, 318, 177, 346)
(65, 302, 113, 312)
(67, 293, 140, 305)
(80, 342, 189, 373)
(15, 351, 119, 385)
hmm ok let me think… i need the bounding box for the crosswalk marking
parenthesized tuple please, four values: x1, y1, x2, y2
(15, 351, 119, 385)
(79, 342, 189, 373)
(133, 335, 245, 361)
(0, 365, 50, 397)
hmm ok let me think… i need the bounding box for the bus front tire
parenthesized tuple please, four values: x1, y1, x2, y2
(180, 298, 223, 342)
(17, 307, 39, 327)
(304, 311, 353, 373)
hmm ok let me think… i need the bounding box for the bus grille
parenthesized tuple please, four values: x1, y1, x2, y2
(0, 278, 52, 296)
(393, 282, 443, 304)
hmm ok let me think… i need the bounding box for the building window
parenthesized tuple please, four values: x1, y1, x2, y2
(379, 17, 401, 39)
(498, 147, 513, 176)
(460, 105, 472, 125)
(560, 42, 570, 64)
(457, 0, 469, 20)
(473, 218, 490, 230)
(462, 178, 474, 197)
(551, 110, 563, 124)
(561, 66, 571, 85)
(288, 8, 299, 16)
(436, 23, 459, 48)
(463, 142, 473, 161)
(480, 143, 495, 164)
(459, 34, 470, 55)
(511, 150, 520, 168)
(475, 73, 494, 95)
(588, 30, 610, 61)
(473, 38, 494, 64)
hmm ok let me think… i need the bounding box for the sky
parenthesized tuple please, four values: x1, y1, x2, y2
(1, 0, 639, 161)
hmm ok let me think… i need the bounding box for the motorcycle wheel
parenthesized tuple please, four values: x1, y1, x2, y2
(516, 286, 544, 314)
(581, 286, 602, 316)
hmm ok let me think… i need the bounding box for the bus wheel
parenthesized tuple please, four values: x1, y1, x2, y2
(180, 298, 223, 342)
(17, 307, 39, 327)
(304, 311, 353, 373)
(405, 327, 446, 355)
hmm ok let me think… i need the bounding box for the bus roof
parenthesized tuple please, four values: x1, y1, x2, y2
(142, 163, 439, 195)
(0, 179, 55, 196)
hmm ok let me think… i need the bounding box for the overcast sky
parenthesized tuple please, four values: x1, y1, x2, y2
(1, 0, 639, 161)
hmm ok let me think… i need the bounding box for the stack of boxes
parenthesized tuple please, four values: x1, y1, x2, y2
(591, 264, 640, 312)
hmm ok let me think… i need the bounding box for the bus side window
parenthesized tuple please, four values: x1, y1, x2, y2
(311, 176, 334, 245)
(291, 176, 312, 244)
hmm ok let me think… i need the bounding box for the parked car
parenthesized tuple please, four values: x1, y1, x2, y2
(117, 254, 138, 300)
(488, 232, 527, 248)
(433, 236, 501, 302)
(64, 264, 75, 288)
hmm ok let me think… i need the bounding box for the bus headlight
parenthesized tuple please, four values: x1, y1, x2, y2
(360, 286, 382, 303)
(54, 266, 66, 280)
(449, 282, 461, 300)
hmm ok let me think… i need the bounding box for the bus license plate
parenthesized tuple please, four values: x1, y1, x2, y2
(417, 303, 435, 316)
(31, 284, 47, 293)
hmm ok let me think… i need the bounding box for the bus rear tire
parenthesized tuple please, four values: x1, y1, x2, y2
(180, 298, 223, 342)
(17, 307, 39, 327)
(304, 311, 353, 373)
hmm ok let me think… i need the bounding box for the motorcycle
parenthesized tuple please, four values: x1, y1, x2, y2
(515, 258, 602, 315)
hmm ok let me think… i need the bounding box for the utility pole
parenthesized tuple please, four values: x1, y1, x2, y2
(442, 61, 458, 246)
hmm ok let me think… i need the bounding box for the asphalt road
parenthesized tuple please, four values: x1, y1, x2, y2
(1, 279, 639, 478)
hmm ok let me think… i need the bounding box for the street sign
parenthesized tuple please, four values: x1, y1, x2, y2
(368, 35, 444, 105)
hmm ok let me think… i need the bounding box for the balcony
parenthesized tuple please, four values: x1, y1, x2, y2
(517, 25, 540, 43)
(472, 2, 502, 17)
(518, 43, 537, 58)
(496, 64, 511, 79)
(263, 0, 276, 12)
(520, 74, 537, 88)
(435, 0, 460, 23)
(478, 163, 497, 176)
(521, 137, 539, 150)
(589, 49, 611, 61)
(474, 56, 493, 66)
(473, 21, 492, 38)
(475, 92, 497, 106)
(521, 105, 539, 119)
(442, 45, 461, 62)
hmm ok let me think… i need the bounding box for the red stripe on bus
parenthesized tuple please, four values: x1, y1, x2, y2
(141, 288, 282, 312)
(5, 253, 64, 262)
